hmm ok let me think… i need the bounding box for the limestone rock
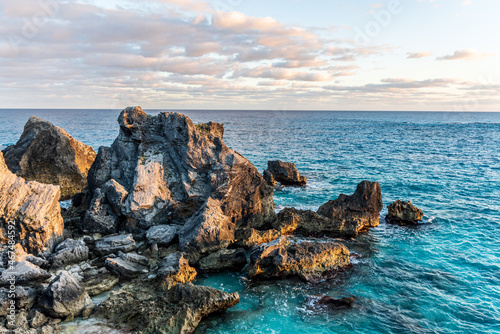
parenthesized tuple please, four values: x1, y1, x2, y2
(105, 252, 149, 279)
(86, 107, 275, 245)
(2, 116, 96, 200)
(94, 234, 136, 257)
(39, 271, 94, 318)
(264, 160, 307, 186)
(316, 181, 383, 237)
(146, 225, 178, 246)
(263, 169, 277, 187)
(157, 252, 196, 290)
(0, 261, 50, 286)
(80, 267, 119, 296)
(247, 237, 350, 282)
(95, 281, 239, 334)
(198, 248, 247, 273)
(0, 152, 63, 256)
(50, 239, 89, 269)
(386, 200, 424, 225)
(234, 228, 281, 248)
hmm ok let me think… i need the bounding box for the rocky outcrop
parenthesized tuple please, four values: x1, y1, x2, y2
(39, 271, 94, 318)
(95, 281, 239, 334)
(386, 200, 424, 225)
(2, 116, 96, 200)
(0, 152, 63, 255)
(157, 252, 197, 290)
(198, 248, 247, 273)
(264, 160, 307, 186)
(247, 237, 350, 282)
(84, 107, 275, 254)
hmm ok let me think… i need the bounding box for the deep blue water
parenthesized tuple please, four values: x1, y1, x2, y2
(1, 109, 499, 334)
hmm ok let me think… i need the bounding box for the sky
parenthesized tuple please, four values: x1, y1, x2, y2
(0, 0, 499, 111)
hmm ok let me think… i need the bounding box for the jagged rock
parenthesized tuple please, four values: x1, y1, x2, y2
(157, 252, 196, 289)
(305, 295, 354, 310)
(264, 160, 307, 186)
(198, 248, 247, 273)
(50, 239, 89, 269)
(105, 252, 149, 279)
(0, 152, 63, 256)
(28, 309, 48, 328)
(94, 234, 136, 257)
(0, 261, 50, 286)
(85, 107, 275, 248)
(39, 271, 94, 318)
(146, 225, 178, 246)
(386, 200, 424, 225)
(263, 170, 277, 187)
(247, 237, 350, 282)
(95, 281, 239, 334)
(81, 267, 119, 296)
(81, 187, 120, 235)
(2, 116, 96, 200)
(234, 228, 281, 248)
(316, 180, 383, 237)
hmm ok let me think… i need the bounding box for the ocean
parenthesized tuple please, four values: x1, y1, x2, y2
(1, 109, 499, 334)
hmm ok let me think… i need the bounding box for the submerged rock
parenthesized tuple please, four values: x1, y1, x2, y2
(0, 152, 64, 256)
(386, 200, 424, 225)
(2, 116, 96, 200)
(305, 295, 354, 310)
(247, 236, 350, 282)
(39, 271, 94, 318)
(85, 107, 275, 251)
(95, 281, 239, 334)
(264, 160, 307, 186)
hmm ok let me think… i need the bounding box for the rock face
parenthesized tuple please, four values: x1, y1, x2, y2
(2, 116, 96, 199)
(247, 237, 350, 282)
(264, 160, 307, 186)
(0, 152, 63, 255)
(85, 107, 275, 254)
(386, 200, 424, 225)
(96, 282, 239, 334)
(39, 271, 94, 318)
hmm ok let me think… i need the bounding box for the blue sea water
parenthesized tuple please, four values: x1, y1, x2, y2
(1, 109, 499, 334)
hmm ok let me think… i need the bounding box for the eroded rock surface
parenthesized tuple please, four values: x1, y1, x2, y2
(2, 116, 96, 199)
(157, 252, 197, 289)
(247, 237, 350, 282)
(386, 200, 424, 225)
(198, 248, 247, 273)
(264, 160, 307, 186)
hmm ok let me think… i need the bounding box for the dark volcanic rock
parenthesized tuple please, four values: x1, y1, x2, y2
(0, 152, 64, 256)
(146, 224, 178, 246)
(264, 160, 307, 186)
(85, 107, 275, 253)
(39, 271, 94, 318)
(247, 236, 350, 282)
(386, 200, 424, 225)
(2, 116, 96, 199)
(198, 248, 247, 273)
(95, 281, 239, 334)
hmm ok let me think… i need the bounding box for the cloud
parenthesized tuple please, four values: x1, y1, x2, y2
(407, 52, 433, 59)
(437, 49, 493, 61)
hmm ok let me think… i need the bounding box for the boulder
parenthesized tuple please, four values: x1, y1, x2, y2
(157, 252, 197, 290)
(2, 116, 96, 200)
(0, 152, 63, 256)
(105, 252, 149, 279)
(0, 261, 50, 286)
(94, 234, 136, 257)
(247, 237, 350, 282)
(80, 267, 119, 296)
(316, 180, 383, 237)
(50, 239, 89, 269)
(95, 281, 239, 334)
(146, 225, 178, 246)
(386, 200, 424, 225)
(264, 160, 307, 186)
(198, 248, 247, 273)
(85, 107, 275, 246)
(39, 271, 94, 318)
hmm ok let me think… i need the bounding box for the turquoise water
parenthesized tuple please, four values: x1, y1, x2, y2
(1, 110, 499, 333)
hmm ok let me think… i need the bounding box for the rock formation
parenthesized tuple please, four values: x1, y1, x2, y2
(386, 200, 424, 225)
(247, 237, 350, 282)
(2, 116, 96, 200)
(84, 107, 275, 256)
(264, 160, 307, 186)
(96, 281, 239, 334)
(0, 152, 63, 255)
(198, 248, 247, 273)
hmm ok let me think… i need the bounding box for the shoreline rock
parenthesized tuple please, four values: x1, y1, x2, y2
(386, 200, 424, 225)
(264, 160, 307, 186)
